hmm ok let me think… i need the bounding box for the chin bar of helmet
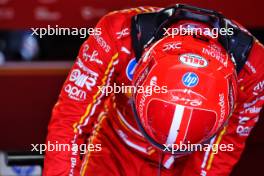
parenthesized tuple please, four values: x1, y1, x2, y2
(131, 100, 192, 155)
(130, 99, 217, 155)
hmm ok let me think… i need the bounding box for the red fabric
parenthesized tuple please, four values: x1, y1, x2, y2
(80, 115, 185, 176)
(43, 6, 264, 176)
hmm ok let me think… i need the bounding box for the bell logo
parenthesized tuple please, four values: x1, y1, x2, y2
(179, 53, 208, 68)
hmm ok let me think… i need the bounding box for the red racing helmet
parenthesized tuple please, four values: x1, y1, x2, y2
(132, 34, 238, 154)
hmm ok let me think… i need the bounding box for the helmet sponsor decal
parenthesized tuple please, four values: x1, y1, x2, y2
(126, 58, 137, 81)
(202, 45, 227, 67)
(163, 42, 182, 51)
(169, 89, 206, 107)
(179, 53, 208, 68)
(182, 72, 199, 87)
(218, 93, 226, 125)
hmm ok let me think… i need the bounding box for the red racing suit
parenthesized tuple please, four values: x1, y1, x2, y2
(43, 7, 264, 176)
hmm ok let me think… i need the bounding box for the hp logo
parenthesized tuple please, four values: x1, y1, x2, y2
(182, 72, 199, 87)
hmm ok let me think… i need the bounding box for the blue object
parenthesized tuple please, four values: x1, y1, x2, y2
(126, 58, 137, 81)
(182, 72, 199, 87)
(11, 166, 35, 176)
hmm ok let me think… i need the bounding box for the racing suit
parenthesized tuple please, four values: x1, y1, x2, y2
(43, 6, 264, 176)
